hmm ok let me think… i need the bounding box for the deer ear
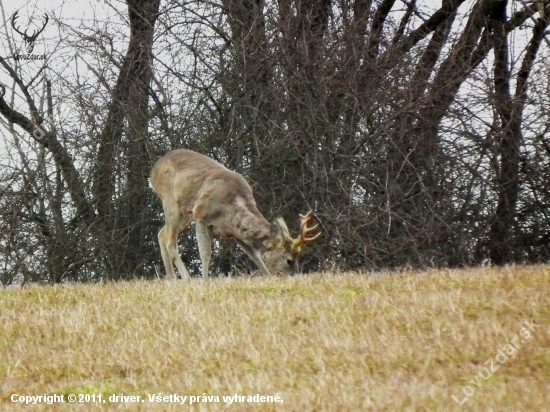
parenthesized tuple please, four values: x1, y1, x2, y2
(272, 217, 291, 246)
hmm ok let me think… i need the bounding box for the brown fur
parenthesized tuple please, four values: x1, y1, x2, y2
(149, 149, 296, 279)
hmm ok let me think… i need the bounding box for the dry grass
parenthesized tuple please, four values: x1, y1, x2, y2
(1, 265, 549, 411)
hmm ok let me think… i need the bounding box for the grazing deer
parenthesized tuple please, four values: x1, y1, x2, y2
(149, 149, 320, 279)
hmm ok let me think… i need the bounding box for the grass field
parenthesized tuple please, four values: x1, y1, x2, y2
(1, 265, 549, 411)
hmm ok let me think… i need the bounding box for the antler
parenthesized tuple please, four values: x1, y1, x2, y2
(11, 11, 48, 40)
(30, 14, 49, 40)
(11, 11, 26, 37)
(291, 211, 321, 254)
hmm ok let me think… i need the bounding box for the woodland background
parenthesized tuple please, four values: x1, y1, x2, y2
(1, 0, 550, 284)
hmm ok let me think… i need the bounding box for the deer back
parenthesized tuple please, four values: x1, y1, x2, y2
(150, 149, 272, 247)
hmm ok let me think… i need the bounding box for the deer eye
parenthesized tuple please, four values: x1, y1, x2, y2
(286, 259, 295, 266)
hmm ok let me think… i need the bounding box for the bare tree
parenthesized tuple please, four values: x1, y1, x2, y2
(1, 0, 550, 284)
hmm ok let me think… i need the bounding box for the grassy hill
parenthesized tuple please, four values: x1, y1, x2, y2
(1, 266, 549, 411)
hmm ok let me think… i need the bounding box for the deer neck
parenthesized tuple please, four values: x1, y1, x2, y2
(231, 204, 272, 252)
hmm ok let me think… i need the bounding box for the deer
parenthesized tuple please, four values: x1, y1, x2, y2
(149, 149, 320, 280)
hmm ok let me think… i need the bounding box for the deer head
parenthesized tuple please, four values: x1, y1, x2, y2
(12, 11, 48, 54)
(149, 149, 321, 279)
(262, 212, 321, 275)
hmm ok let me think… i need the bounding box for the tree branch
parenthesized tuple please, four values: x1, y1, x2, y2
(0, 84, 92, 222)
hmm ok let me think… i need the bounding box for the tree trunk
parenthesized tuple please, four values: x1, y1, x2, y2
(92, 0, 160, 276)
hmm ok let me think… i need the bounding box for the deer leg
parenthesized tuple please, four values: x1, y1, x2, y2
(158, 225, 191, 281)
(196, 222, 212, 279)
(158, 226, 175, 279)
(235, 240, 272, 276)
